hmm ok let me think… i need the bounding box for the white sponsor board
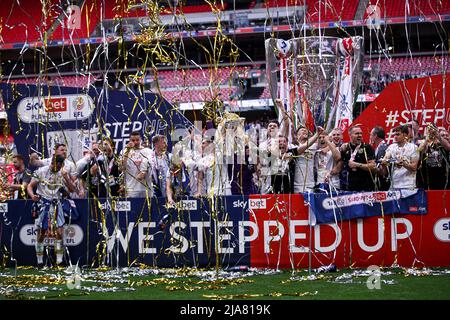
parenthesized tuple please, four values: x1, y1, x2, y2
(19, 223, 84, 246)
(0, 203, 8, 213)
(232, 198, 267, 210)
(249, 198, 267, 210)
(434, 218, 450, 242)
(99, 201, 132, 212)
(17, 94, 94, 123)
(321, 190, 418, 210)
(179, 200, 197, 211)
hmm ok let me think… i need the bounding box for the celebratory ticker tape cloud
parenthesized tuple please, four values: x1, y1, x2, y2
(0, 0, 449, 277)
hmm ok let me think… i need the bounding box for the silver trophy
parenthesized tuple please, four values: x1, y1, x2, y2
(266, 36, 363, 131)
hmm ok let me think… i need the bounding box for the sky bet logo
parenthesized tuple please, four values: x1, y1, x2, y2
(232, 199, 267, 209)
(99, 201, 131, 212)
(25, 97, 67, 112)
(179, 200, 197, 211)
(18, 94, 94, 124)
(19, 224, 83, 246)
(233, 200, 247, 208)
(434, 218, 450, 242)
(249, 198, 267, 210)
(45, 97, 67, 112)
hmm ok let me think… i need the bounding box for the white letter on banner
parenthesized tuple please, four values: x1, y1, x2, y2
(131, 121, 143, 133)
(238, 221, 258, 253)
(423, 109, 433, 123)
(190, 221, 210, 254)
(289, 220, 309, 253)
(169, 222, 189, 253)
(138, 222, 156, 254)
(434, 109, 445, 123)
(111, 122, 121, 137)
(107, 222, 135, 253)
(217, 221, 234, 254)
(400, 110, 410, 124)
(357, 218, 384, 252)
(391, 218, 413, 251)
(121, 122, 131, 137)
(314, 223, 342, 253)
(264, 221, 285, 253)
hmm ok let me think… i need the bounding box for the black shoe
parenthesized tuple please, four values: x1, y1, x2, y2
(157, 219, 167, 230)
(158, 214, 170, 230)
(37, 263, 44, 270)
(316, 264, 337, 273)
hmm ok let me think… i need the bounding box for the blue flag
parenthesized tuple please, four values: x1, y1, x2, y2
(303, 189, 427, 225)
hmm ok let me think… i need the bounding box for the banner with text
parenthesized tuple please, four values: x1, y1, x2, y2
(304, 189, 427, 225)
(0, 191, 449, 269)
(348, 73, 450, 143)
(1, 84, 190, 164)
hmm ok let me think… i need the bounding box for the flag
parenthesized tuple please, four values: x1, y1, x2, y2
(335, 37, 363, 132)
(335, 56, 353, 132)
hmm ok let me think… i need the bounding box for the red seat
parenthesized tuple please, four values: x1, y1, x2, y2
(0, 0, 60, 43)
(306, 0, 358, 22)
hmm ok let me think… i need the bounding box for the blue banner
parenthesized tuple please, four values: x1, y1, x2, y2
(0, 193, 431, 268)
(1, 83, 191, 164)
(304, 189, 428, 225)
(0, 196, 251, 268)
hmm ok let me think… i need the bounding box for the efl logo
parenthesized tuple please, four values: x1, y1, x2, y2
(434, 218, 450, 242)
(249, 199, 267, 210)
(44, 98, 67, 113)
(72, 96, 85, 111)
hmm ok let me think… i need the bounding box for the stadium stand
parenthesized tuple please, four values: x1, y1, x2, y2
(365, 0, 450, 18)
(3, 55, 448, 101)
(6, 75, 97, 88)
(156, 66, 248, 88)
(103, 1, 228, 18)
(0, 0, 60, 43)
(259, 87, 272, 99)
(49, 0, 102, 41)
(2, 1, 450, 44)
(264, 0, 304, 7)
(160, 87, 236, 103)
(306, 0, 359, 22)
(369, 55, 450, 76)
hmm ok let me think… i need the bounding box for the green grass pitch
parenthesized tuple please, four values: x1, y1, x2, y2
(1, 267, 450, 300)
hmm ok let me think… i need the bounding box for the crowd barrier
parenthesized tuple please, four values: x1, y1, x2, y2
(1, 191, 449, 269)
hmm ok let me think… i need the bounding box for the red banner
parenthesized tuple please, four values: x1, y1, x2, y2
(348, 73, 450, 143)
(249, 191, 450, 268)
